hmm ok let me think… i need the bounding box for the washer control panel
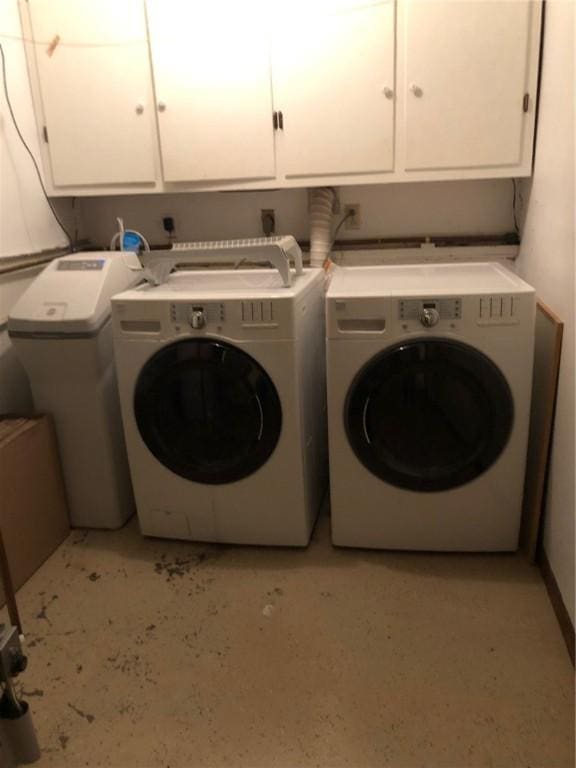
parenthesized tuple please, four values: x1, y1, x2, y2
(115, 298, 290, 339)
(170, 302, 225, 328)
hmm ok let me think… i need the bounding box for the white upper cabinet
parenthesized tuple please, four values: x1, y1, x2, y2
(27, 0, 158, 187)
(146, 0, 276, 183)
(401, 0, 538, 172)
(22, 0, 542, 194)
(272, 0, 396, 179)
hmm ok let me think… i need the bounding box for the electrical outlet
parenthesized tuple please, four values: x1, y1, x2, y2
(344, 204, 361, 230)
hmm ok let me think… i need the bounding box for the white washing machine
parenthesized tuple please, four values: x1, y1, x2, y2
(326, 262, 535, 551)
(8, 253, 140, 529)
(111, 267, 327, 545)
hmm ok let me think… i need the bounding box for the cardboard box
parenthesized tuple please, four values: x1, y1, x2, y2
(0, 416, 69, 598)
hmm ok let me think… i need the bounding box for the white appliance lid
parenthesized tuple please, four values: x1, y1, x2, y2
(112, 267, 321, 303)
(327, 262, 535, 299)
(7, 252, 141, 336)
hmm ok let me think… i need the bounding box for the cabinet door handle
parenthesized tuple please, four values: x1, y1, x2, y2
(273, 111, 278, 130)
(410, 83, 423, 97)
(158, 101, 166, 112)
(523, 93, 530, 112)
(382, 86, 394, 99)
(135, 103, 144, 115)
(278, 111, 284, 130)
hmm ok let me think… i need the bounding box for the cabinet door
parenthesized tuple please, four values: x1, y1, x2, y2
(146, 0, 276, 183)
(28, 0, 157, 187)
(272, 0, 395, 180)
(403, 0, 536, 171)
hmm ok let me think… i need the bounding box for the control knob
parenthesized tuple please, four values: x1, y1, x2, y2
(190, 309, 206, 329)
(420, 307, 440, 328)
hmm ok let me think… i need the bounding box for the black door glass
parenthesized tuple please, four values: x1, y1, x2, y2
(134, 339, 282, 484)
(345, 339, 514, 492)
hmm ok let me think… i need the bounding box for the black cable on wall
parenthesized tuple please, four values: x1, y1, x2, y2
(0, 41, 73, 250)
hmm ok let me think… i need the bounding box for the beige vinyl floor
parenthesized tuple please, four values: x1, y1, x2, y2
(2, 511, 574, 768)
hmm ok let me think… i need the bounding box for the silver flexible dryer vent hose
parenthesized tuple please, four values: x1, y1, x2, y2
(308, 188, 335, 268)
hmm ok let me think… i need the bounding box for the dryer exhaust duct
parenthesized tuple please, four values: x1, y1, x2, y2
(308, 187, 336, 268)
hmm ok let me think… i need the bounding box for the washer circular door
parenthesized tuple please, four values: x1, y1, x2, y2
(345, 339, 514, 492)
(134, 339, 282, 484)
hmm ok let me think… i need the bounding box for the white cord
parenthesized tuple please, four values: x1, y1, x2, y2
(109, 217, 149, 271)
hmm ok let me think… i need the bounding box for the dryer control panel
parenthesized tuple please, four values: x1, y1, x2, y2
(168, 300, 286, 336)
(397, 297, 462, 332)
(399, 298, 462, 323)
(477, 295, 519, 325)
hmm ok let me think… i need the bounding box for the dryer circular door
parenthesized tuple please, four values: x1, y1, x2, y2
(345, 339, 514, 492)
(134, 339, 282, 484)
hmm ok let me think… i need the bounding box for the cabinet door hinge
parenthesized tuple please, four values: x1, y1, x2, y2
(523, 93, 530, 113)
(272, 111, 278, 130)
(42, 125, 49, 143)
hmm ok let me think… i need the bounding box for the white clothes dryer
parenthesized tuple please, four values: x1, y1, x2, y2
(112, 267, 327, 545)
(326, 262, 535, 551)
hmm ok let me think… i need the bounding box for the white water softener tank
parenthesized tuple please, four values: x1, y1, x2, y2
(8, 253, 140, 528)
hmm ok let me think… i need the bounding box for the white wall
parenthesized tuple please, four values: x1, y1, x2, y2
(0, 0, 73, 259)
(0, 0, 75, 413)
(0, 264, 41, 413)
(78, 178, 515, 248)
(517, 0, 575, 622)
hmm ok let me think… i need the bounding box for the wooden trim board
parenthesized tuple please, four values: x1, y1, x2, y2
(520, 300, 564, 560)
(539, 546, 575, 666)
(519, 300, 573, 664)
(0, 527, 22, 634)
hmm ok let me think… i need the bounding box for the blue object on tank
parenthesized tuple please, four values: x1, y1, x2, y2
(122, 231, 142, 252)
